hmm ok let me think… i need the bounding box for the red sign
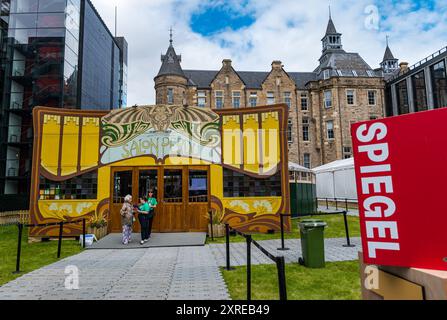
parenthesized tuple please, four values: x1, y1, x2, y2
(352, 109, 447, 271)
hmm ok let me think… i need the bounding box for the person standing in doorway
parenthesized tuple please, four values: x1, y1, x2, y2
(146, 190, 158, 239)
(120, 195, 134, 245)
(137, 197, 150, 245)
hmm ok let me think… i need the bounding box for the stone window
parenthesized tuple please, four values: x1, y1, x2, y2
(215, 91, 223, 109)
(368, 90, 376, 106)
(232, 91, 241, 109)
(167, 88, 174, 105)
(343, 147, 352, 159)
(197, 91, 206, 107)
(287, 119, 293, 143)
(267, 91, 275, 105)
(326, 120, 335, 140)
(302, 118, 310, 142)
(303, 154, 311, 169)
(324, 90, 332, 108)
(249, 92, 257, 107)
(346, 89, 355, 105)
(301, 93, 308, 111)
(283, 92, 291, 109)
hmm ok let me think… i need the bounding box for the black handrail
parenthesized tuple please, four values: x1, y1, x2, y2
(306, 210, 355, 248)
(278, 214, 292, 251)
(13, 218, 87, 274)
(316, 197, 358, 213)
(225, 224, 288, 301)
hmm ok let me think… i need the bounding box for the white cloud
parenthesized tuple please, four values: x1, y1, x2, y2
(90, 0, 447, 106)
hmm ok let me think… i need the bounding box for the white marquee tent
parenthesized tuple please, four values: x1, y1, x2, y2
(312, 158, 357, 200)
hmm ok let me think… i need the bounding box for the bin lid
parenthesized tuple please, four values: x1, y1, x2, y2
(299, 220, 327, 228)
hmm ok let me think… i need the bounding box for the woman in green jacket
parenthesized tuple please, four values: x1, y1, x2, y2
(146, 190, 158, 239)
(137, 197, 151, 245)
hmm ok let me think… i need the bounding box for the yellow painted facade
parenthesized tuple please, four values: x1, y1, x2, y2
(30, 104, 290, 236)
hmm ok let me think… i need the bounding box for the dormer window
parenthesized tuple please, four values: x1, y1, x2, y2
(323, 70, 330, 80)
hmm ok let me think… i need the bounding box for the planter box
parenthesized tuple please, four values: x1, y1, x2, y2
(87, 226, 108, 240)
(208, 224, 226, 238)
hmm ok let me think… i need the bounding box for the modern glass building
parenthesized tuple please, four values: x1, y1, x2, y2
(0, 0, 128, 209)
(386, 46, 447, 116)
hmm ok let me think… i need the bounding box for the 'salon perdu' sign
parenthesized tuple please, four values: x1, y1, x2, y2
(352, 108, 447, 271)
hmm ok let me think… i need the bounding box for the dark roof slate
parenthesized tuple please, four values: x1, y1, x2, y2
(156, 45, 186, 78)
(183, 70, 317, 90)
(326, 18, 338, 35)
(383, 45, 396, 62)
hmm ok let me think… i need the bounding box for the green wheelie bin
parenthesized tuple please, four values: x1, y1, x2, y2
(298, 220, 327, 268)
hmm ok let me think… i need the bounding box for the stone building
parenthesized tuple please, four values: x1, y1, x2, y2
(154, 15, 388, 168)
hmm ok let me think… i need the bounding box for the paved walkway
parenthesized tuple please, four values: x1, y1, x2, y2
(0, 246, 229, 300)
(0, 237, 361, 300)
(87, 233, 207, 250)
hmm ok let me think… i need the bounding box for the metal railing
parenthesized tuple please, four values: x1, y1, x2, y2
(13, 218, 87, 274)
(225, 224, 287, 301)
(317, 197, 358, 212)
(0, 211, 29, 226)
(388, 46, 447, 82)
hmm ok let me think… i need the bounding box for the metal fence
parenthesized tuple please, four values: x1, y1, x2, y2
(225, 224, 287, 301)
(0, 211, 29, 226)
(317, 197, 358, 212)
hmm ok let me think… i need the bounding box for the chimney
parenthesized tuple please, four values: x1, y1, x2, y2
(399, 62, 409, 74)
(222, 59, 232, 68)
(272, 60, 283, 70)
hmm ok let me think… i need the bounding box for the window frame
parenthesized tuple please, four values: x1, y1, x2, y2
(302, 117, 310, 142)
(215, 90, 224, 109)
(326, 120, 335, 140)
(267, 91, 275, 105)
(232, 90, 241, 109)
(167, 88, 174, 105)
(346, 89, 356, 106)
(324, 90, 332, 109)
(368, 90, 377, 106)
(197, 90, 207, 108)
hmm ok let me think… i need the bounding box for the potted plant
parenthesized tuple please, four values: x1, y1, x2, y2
(87, 217, 108, 240)
(208, 209, 226, 238)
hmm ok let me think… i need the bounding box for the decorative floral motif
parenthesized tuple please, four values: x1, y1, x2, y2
(253, 200, 273, 214)
(228, 200, 250, 213)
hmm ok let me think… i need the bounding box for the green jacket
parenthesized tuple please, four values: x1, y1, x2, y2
(139, 202, 150, 214)
(147, 198, 158, 211)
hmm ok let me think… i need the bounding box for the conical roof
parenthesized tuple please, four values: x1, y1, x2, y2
(325, 17, 338, 35)
(156, 44, 185, 78)
(383, 45, 396, 62)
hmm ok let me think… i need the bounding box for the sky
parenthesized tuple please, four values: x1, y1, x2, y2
(90, 0, 447, 106)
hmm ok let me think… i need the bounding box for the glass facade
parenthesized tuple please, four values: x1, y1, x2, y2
(396, 79, 409, 115)
(80, 0, 120, 110)
(386, 50, 447, 116)
(411, 70, 428, 112)
(431, 60, 447, 109)
(0, 0, 127, 207)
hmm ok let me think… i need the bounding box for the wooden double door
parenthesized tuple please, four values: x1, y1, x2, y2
(109, 166, 210, 233)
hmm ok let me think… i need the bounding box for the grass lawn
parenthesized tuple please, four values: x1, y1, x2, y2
(0, 225, 83, 286)
(222, 260, 361, 300)
(207, 215, 360, 244)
